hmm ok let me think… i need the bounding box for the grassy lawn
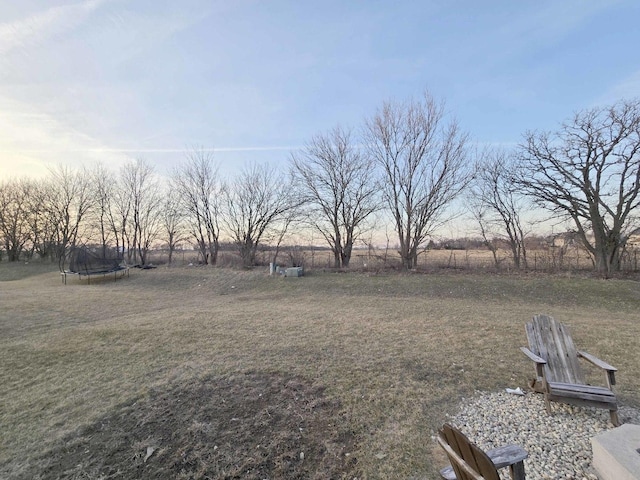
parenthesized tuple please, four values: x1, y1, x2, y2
(1, 264, 639, 478)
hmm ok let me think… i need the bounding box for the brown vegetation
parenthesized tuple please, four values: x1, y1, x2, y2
(1, 263, 639, 478)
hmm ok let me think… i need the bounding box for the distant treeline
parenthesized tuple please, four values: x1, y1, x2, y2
(2, 94, 640, 277)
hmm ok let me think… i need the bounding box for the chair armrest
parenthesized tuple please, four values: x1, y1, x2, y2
(521, 347, 546, 364)
(485, 444, 528, 469)
(577, 351, 617, 371)
(578, 350, 617, 387)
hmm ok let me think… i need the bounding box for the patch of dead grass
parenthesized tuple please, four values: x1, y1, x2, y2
(19, 372, 355, 480)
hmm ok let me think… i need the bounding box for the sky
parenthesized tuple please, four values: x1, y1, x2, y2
(1, 0, 640, 182)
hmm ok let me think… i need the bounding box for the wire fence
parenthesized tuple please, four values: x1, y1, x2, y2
(144, 245, 640, 274)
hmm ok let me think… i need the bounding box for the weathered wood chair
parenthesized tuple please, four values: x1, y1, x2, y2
(521, 314, 620, 426)
(437, 423, 527, 480)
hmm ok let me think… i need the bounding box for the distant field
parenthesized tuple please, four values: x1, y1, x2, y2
(152, 245, 640, 273)
(1, 263, 639, 478)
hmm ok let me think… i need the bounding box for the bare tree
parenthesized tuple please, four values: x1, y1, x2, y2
(291, 126, 379, 268)
(120, 159, 162, 266)
(0, 179, 33, 261)
(468, 149, 529, 269)
(469, 202, 501, 269)
(44, 165, 93, 267)
(89, 163, 116, 260)
(161, 189, 186, 265)
(173, 149, 223, 265)
(25, 179, 58, 261)
(364, 91, 472, 269)
(517, 99, 640, 276)
(269, 209, 299, 268)
(110, 174, 133, 262)
(223, 163, 296, 267)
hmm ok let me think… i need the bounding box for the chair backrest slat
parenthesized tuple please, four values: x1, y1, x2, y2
(438, 424, 500, 480)
(525, 314, 584, 384)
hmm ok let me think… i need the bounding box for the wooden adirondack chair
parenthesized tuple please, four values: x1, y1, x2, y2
(521, 314, 620, 426)
(437, 423, 527, 480)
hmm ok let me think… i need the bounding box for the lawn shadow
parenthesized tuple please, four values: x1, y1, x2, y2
(23, 372, 357, 480)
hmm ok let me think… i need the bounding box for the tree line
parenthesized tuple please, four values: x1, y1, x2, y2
(1, 91, 639, 276)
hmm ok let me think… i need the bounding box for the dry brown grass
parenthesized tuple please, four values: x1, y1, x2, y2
(1, 264, 639, 479)
(245, 245, 610, 272)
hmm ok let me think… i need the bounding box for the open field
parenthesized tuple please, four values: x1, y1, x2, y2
(154, 244, 640, 274)
(1, 264, 639, 479)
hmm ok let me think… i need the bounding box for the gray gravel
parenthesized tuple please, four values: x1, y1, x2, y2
(444, 391, 640, 480)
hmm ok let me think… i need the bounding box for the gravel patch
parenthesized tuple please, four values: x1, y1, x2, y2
(444, 391, 640, 480)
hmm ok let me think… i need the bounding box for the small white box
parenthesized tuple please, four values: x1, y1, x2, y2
(285, 267, 303, 277)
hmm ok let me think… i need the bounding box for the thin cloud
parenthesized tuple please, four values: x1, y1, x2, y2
(0, 94, 130, 178)
(0, 146, 302, 154)
(95, 146, 303, 153)
(0, 0, 106, 55)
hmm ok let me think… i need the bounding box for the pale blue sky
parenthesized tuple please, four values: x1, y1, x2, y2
(1, 0, 639, 180)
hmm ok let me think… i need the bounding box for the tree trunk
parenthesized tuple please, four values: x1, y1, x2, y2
(341, 243, 352, 268)
(208, 239, 218, 266)
(594, 237, 621, 277)
(510, 243, 521, 269)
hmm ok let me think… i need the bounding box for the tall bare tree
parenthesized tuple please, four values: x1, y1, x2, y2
(25, 179, 58, 260)
(223, 163, 296, 266)
(120, 159, 162, 266)
(173, 149, 223, 265)
(110, 174, 132, 262)
(44, 165, 93, 267)
(517, 99, 640, 276)
(291, 126, 379, 268)
(365, 92, 472, 269)
(468, 149, 529, 269)
(0, 179, 33, 261)
(89, 163, 116, 260)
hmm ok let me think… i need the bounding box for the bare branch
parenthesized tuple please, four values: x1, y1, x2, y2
(516, 99, 640, 275)
(291, 126, 379, 268)
(173, 148, 223, 265)
(364, 91, 473, 269)
(223, 162, 297, 266)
